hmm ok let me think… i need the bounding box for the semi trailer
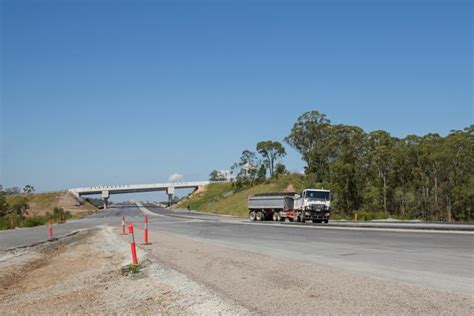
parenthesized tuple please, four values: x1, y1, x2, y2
(248, 189, 331, 223)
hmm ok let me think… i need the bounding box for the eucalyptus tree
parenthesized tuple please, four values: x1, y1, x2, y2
(256, 141, 286, 177)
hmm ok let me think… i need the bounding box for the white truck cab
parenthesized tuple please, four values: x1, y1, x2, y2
(293, 189, 331, 223)
(298, 189, 331, 210)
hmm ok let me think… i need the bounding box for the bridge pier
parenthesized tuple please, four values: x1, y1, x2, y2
(102, 190, 110, 210)
(167, 187, 175, 208)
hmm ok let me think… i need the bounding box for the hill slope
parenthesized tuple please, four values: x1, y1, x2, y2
(7, 192, 97, 217)
(177, 174, 307, 217)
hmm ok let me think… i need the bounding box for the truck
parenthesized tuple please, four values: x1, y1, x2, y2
(248, 189, 331, 223)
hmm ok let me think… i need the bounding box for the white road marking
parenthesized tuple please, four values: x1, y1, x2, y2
(137, 203, 474, 235)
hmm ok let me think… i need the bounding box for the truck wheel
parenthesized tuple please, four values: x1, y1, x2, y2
(256, 211, 264, 221)
(288, 217, 294, 222)
(279, 215, 285, 222)
(272, 212, 278, 221)
(275, 212, 281, 222)
(249, 211, 256, 221)
(324, 220, 329, 224)
(301, 216, 306, 223)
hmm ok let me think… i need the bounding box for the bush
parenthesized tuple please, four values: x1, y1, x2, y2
(0, 217, 9, 230)
(22, 216, 48, 227)
(52, 207, 72, 222)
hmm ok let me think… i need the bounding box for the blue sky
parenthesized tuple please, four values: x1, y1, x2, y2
(1, 0, 472, 200)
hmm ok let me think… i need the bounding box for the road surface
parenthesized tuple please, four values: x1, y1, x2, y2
(1, 203, 473, 294)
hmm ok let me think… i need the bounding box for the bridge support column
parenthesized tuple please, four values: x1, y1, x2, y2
(167, 187, 175, 208)
(102, 190, 110, 210)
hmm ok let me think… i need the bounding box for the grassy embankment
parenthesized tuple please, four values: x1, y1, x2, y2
(177, 174, 409, 221)
(177, 174, 308, 217)
(0, 192, 98, 230)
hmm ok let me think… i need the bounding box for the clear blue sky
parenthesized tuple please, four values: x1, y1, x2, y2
(1, 0, 472, 200)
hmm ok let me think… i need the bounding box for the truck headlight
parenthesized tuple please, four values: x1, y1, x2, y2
(325, 213, 330, 216)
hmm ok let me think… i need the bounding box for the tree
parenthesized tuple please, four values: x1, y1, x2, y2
(234, 150, 260, 189)
(274, 163, 288, 177)
(285, 111, 332, 181)
(5, 187, 21, 194)
(366, 130, 395, 215)
(7, 196, 29, 219)
(22, 185, 35, 194)
(256, 141, 286, 177)
(209, 170, 227, 181)
(0, 192, 7, 217)
(256, 164, 267, 183)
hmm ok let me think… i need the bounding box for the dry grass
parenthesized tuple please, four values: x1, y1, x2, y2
(7, 192, 97, 218)
(178, 174, 307, 217)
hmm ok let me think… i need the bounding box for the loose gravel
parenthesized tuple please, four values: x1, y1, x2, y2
(0, 227, 249, 315)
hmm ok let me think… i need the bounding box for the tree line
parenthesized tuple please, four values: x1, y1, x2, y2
(210, 141, 288, 188)
(210, 110, 472, 222)
(285, 111, 473, 221)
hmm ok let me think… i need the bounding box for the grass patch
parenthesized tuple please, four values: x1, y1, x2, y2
(0, 217, 9, 230)
(129, 264, 141, 274)
(178, 174, 307, 217)
(22, 216, 49, 227)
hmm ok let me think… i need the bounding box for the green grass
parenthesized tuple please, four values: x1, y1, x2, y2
(0, 217, 9, 230)
(22, 216, 49, 227)
(1, 192, 93, 230)
(178, 174, 307, 217)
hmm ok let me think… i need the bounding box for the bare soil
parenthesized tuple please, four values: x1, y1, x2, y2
(0, 228, 247, 315)
(24, 192, 96, 217)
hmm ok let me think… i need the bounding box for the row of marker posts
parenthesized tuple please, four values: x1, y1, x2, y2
(47, 213, 150, 266)
(47, 216, 68, 240)
(122, 215, 151, 265)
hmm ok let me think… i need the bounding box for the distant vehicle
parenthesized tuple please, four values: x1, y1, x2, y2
(248, 189, 331, 223)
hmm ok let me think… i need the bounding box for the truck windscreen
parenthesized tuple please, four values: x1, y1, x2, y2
(305, 191, 330, 200)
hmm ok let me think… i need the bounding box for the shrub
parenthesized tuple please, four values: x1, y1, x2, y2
(0, 217, 9, 230)
(22, 216, 48, 227)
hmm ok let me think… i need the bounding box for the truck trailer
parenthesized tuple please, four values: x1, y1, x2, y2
(248, 189, 331, 223)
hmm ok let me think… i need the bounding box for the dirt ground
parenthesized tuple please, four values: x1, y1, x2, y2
(0, 227, 247, 315)
(21, 192, 96, 217)
(1, 225, 472, 315)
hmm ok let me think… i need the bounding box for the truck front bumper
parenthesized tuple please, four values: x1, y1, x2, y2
(306, 211, 330, 220)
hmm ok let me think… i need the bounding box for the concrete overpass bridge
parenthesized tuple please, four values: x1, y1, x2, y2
(68, 181, 213, 208)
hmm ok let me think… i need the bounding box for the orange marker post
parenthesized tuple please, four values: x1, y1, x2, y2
(142, 216, 151, 245)
(48, 219, 53, 240)
(128, 224, 138, 265)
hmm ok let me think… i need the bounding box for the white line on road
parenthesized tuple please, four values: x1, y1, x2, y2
(137, 203, 474, 235)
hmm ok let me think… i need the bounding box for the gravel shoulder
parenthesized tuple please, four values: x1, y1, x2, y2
(137, 227, 474, 315)
(1, 223, 472, 315)
(0, 227, 248, 315)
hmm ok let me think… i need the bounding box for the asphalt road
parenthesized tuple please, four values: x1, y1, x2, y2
(1, 203, 473, 293)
